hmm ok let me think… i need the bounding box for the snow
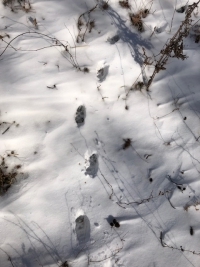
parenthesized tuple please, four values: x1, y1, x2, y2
(1, 0, 200, 266)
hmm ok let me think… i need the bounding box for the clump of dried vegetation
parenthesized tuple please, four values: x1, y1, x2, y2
(2, 0, 32, 12)
(129, 9, 149, 32)
(0, 151, 22, 194)
(122, 138, 132, 149)
(100, 0, 109, 10)
(184, 198, 200, 211)
(131, 81, 144, 91)
(146, 1, 200, 90)
(119, 0, 131, 9)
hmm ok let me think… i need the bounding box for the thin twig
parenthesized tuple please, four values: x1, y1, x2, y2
(0, 31, 80, 68)
(77, 4, 98, 42)
(169, 0, 177, 33)
(117, 190, 173, 207)
(99, 168, 114, 199)
(160, 231, 200, 256)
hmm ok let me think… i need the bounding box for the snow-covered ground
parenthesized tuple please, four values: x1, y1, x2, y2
(1, 0, 200, 266)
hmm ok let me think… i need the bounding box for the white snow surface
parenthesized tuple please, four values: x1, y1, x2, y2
(0, 0, 200, 266)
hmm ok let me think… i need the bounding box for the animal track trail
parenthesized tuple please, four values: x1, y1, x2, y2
(66, 191, 91, 246)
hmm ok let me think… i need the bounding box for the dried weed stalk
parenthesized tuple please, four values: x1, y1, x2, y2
(101, 0, 109, 10)
(117, 190, 173, 209)
(146, 1, 200, 90)
(77, 4, 98, 42)
(132, 81, 144, 91)
(0, 31, 80, 69)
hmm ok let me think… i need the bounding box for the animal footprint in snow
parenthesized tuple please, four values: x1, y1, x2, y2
(107, 34, 120, 44)
(85, 153, 98, 178)
(155, 22, 168, 34)
(28, 17, 38, 29)
(97, 62, 109, 82)
(75, 105, 86, 126)
(75, 215, 90, 244)
(176, 5, 187, 13)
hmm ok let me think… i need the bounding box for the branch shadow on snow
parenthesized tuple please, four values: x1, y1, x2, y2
(107, 7, 152, 66)
(2, 215, 75, 267)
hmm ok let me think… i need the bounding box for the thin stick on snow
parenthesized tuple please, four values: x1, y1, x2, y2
(160, 231, 200, 256)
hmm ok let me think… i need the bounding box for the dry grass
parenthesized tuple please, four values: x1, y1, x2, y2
(119, 0, 131, 9)
(0, 150, 23, 194)
(133, 81, 144, 91)
(3, 0, 32, 12)
(129, 9, 149, 32)
(0, 154, 21, 194)
(130, 13, 144, 32)
(101, 0, 109, 10)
